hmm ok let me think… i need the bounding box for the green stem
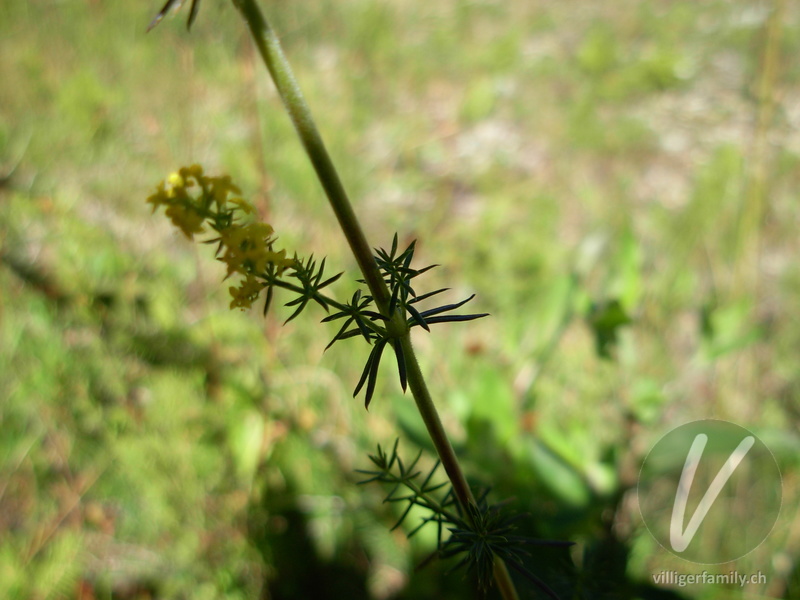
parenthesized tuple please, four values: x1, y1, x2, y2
(398, 334, 475, 508)
(399, 333, 519, 600)
(233, 1, 519, 598)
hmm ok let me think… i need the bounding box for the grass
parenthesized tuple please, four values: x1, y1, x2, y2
(1, 0, 799, 598)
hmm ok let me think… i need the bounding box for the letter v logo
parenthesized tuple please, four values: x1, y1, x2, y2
(669, 433, 754, 552)
(638, 420, 782, 563)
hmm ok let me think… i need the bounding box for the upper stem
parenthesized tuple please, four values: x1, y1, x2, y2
(234, 0, 391, 313)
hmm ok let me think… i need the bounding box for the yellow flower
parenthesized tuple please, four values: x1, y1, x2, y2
(182, 164, 204, 178)
(229, 274, 265, 310)
(230, 198, 255, 214)
(146, 182, 169, 211)
(209, 175, 242, 207)
(167, 172, 184, 188)
(264, 248, 296, 275)
(218, 222, 275, 277)
(165, 204, 205, 239)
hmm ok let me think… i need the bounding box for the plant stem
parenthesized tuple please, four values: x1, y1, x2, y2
(400, 333, 521, 600)
(398, 334, 474, 508)
(233, 1, 519, 597)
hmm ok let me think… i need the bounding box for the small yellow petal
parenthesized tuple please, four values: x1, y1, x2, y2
(185, 164, 204, 177)
(230, 198, 255, 214)
(166, 205, 204, 239)
(168, 172, 184, 188)
(228, 275, 264, 310)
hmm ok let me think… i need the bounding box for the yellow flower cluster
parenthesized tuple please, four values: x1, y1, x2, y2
(228, 274, 267, 311)
(146, 164, 240, 239)
(147, 164, 295, 310)
(219, 222, 279, 277)
(220, 222, 294, 310)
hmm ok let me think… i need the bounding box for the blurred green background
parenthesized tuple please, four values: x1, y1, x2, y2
(1, 0, 799, 598)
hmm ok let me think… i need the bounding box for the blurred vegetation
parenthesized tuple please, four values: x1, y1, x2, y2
(1, 0, 799, 598)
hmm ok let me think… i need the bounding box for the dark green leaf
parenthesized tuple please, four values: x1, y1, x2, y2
(419, 313, 489, 325)
(392, 340, 407, 392)
(406, 302, 430, 331)
(418, 294, 477, 318)
(409, 287, 450, 304)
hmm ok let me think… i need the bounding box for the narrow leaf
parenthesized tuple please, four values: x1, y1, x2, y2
(147, 0, 176, 32)
(325, 319, 356, 351)
(311, 295, 329, 312)
(409, 288, 450, 304)
(321, 310, 349, 323)
(412, 263, 438, 277)
(283, 298, 309, 324)
(418, 294, 477, 318)
(364, 339, 385, 409)
(186, 0, 200, 30)
(318, 271, 343, 289)
(263, 285, 273, 317)
(420, 313, 489, 325)
(392, 340, 407, 392)
(353, 346, 377, 398)
(391, 501, 417, 531)
(406, 302, 430, 331)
